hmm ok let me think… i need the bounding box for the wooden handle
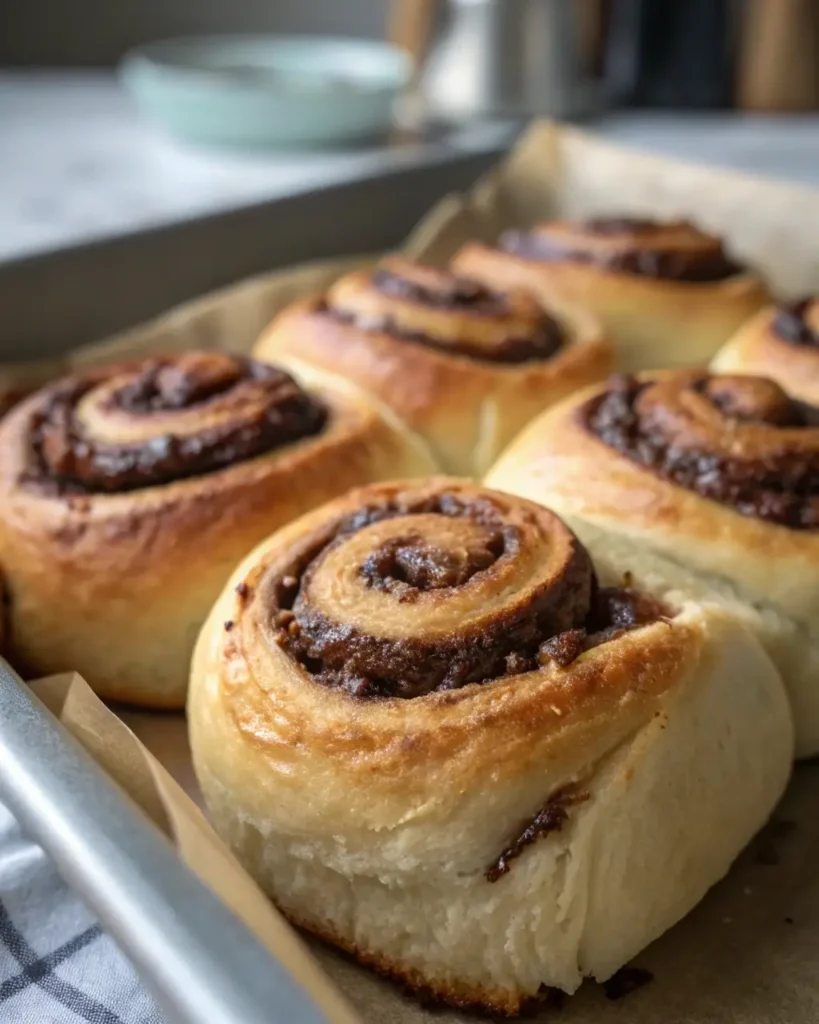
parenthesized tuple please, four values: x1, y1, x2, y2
(388, 0, 437, 74)
(737, 0, 819, 111)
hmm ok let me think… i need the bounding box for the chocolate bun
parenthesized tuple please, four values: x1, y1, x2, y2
(486, 371, 819, 755)
(712, 298, 819, 404)
(0, 352, 436, 706)
(188, 478, 791, 1012)
(453, 218, 770, 372)
(253, 257, 611, 475)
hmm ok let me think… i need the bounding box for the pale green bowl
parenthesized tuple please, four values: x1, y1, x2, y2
(119, 35, 412, 150)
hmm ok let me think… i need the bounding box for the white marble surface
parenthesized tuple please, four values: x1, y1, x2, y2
(0, 71, 513, 262)
(597, 112, 819, 185)
(5, 70, 819, 264)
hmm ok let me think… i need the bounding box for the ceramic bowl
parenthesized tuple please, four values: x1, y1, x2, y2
(120, 35, 413, 149)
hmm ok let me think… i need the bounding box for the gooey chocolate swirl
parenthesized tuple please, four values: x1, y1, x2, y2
(773, 298, 819, 348)
(321, 257, 564, 364)
(265, 485, 663, 698)
(588, 372, 819, 529)
(25, 352, 326, 493)
(501, 217, 743, 282)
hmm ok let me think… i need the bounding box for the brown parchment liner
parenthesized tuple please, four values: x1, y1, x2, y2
(11, 122, 819, 1021)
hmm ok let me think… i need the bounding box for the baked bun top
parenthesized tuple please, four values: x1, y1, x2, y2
(500, 217, 745, 282)
(258, 480, 669, 699)
(13, 351, 327, 495)
(322, 256, 567, 364)
(584, 371, 819, 529)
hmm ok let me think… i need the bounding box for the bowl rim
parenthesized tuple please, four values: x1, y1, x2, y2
(119, 33, 414, 94)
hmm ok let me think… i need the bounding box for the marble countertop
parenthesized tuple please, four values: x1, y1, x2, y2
(0, 71, 515, 263)
(4, 70, 819, 264)
(596, 112, 819, 185)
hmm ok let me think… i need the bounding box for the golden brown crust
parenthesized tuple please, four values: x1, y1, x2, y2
(453, 223, 770, 373)
(0, 356, 436, 706)
(288, 910, 533, 1016)
(253, 259, 612, 475)
(218, 612, 690, 810)
(712, 302, 819, 404)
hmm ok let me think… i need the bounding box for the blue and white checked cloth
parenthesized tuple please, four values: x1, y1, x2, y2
(0, 801, 163, 1024)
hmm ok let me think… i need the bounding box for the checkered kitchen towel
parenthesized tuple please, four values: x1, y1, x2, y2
(0, 800, 163, 1024)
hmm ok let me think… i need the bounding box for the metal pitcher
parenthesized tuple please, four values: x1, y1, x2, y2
(419, 0, 601, 122)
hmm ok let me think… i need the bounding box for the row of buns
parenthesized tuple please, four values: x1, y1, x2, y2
(0, 214, 815, 1014)
(256, 217, 774, 474)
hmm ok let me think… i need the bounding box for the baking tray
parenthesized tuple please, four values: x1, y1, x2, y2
(0, 660, 337, 1024)
(0, 141, 508, 361)
(5, 121, 819, 1024)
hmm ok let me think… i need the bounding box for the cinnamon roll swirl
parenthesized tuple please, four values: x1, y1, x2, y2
(487, 371, 819, 754)
(453, 218, 770, 372)
(188, 479, 792, 1013)
(0, 351, 435, 707)
(712, 298, 819, 404)
(253, 257, 611, 476)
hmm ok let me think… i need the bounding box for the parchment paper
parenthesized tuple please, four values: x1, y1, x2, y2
(16, 121, 819, 1021)
(405, 121, 819, 297)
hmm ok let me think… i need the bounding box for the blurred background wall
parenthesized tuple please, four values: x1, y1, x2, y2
(0, 0, 387, 65)
(5, 0, 819, 114)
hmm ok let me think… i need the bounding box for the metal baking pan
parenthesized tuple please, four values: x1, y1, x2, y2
(0, 659, 340, 1024)
(0, 139, 509, 361)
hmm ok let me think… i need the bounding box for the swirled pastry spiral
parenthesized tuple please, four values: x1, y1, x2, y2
(188, 479, 791, 1012)
(0, 352, 435, 706)
(712, 298, 819, 404)
(487, 371, 819, 754)
(253, 257, 611, 475)
(453, 218, 769, 372)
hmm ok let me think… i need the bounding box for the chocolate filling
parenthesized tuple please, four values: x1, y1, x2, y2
(371, 267, 510, 316)
(583, 216, 659, 235)
(587, 373, 819, 528)
(485, 786, 590, 883)
(322, 266, 564, 365)
(360, 530, 504, 600)
(267, 491, 667, 699)
(500, 217, 743, 282)
(25, 356, 327, 493)
(773, 299, 819, 347)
